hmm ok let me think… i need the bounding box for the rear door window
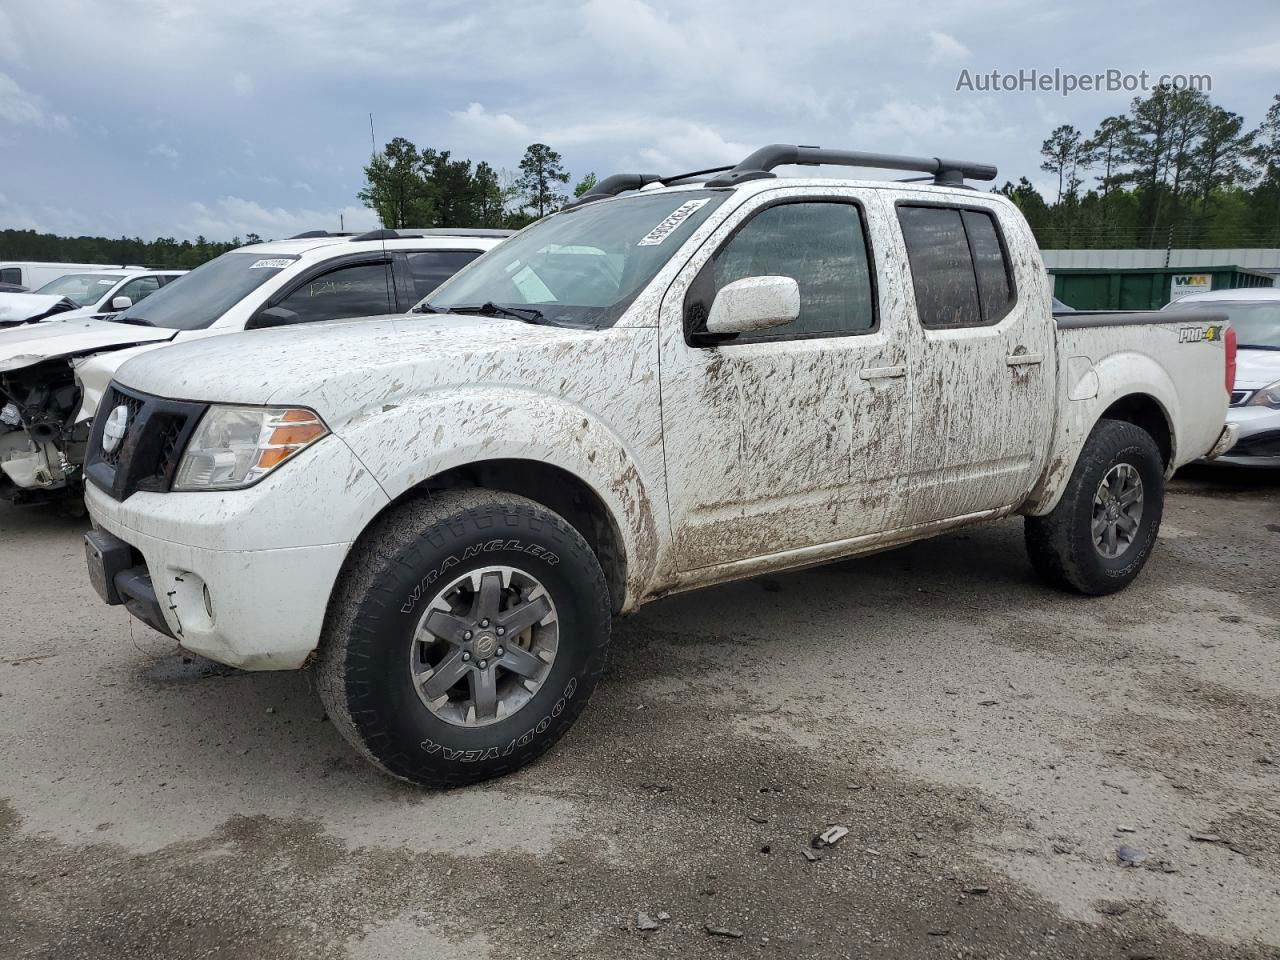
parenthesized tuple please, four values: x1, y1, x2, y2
(898, 205, 1016, 328)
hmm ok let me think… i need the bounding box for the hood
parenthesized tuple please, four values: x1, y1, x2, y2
(0, 293, 78, 326)
(113, 313, 616, 420)
(0, 316, 176, 372)
(1236, 348, 1280, 390)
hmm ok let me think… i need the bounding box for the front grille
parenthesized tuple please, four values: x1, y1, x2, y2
(1230, 389, 1253, 407)
(86, 383, 206, 500)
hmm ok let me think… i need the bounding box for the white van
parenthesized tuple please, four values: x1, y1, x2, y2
(0, 261, 149, 290)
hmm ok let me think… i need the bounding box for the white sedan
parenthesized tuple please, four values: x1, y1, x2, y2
(1165, 287, 1280, 467)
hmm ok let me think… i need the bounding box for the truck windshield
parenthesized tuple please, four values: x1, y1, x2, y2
(112, 252, 297, 330)
(1169, 301, 1280, 349)
(421, 190, 727, 328)
(36, 273, 125, 306)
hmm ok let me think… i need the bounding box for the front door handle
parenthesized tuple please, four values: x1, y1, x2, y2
(859, 365, 906, 380)
(1006, 353, 1044, 367)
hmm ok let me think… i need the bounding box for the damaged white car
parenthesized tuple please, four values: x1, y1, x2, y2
(0, 229, 510, 505)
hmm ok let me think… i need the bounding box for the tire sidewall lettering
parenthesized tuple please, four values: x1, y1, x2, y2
(400, 537, 560, 615)
(418, 677, 579, 762)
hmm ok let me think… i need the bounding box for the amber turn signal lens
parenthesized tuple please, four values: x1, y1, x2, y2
(269, 423, 327, 445)
(256, 447, 296, 470)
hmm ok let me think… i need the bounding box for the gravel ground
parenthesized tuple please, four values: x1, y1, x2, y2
(1, 467, 1277, 959)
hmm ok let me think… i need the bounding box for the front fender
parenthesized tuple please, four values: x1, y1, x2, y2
(335, 387, 664, 611)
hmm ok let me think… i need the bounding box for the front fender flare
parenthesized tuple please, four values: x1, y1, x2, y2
(336, 387, 663, 611)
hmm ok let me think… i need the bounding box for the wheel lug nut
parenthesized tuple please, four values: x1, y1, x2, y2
(463, 630, 472, 641)
(480, 619, 490, 627)
(496, 646, 505, 657)
(462, 651, 471, 662)
(496, 626, 505, 636)
(478, 659, 488, 669)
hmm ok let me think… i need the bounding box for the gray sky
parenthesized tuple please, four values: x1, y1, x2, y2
(2, 0, 1277, 241)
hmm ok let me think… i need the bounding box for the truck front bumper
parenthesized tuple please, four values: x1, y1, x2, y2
(84, 436, 390, 670)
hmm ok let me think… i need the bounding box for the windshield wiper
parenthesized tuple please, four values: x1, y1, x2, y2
(108, 315, 155, 327)
(1240, 343, 1280, 351)
(412, 302, 451, 314)
(451, 302, 551, 325)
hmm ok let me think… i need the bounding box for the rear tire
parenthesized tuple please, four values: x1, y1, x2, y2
(315, 490, 610, 787)
(1024, 419, 1164, 595)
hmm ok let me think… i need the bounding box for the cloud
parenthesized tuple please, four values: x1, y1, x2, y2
(0, 72, 69, 129)
(450, 102, 532, 141)
(149, 143, 180, 161)
(180, 195, 379, 242)
(927, 30, 971, 64)
(2, 0, 1276, 241)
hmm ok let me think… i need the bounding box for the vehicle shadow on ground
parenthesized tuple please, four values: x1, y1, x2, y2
(1173, 463, 1280, 498)
(0, 499, 88, 539)
(128, 518, 1040, 793)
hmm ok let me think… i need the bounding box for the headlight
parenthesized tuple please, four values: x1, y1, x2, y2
(1246, 379, 1280, 409)
(173, 405, 328, 491)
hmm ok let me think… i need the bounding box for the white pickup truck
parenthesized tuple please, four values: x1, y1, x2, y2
(81, 145, 1239, 787)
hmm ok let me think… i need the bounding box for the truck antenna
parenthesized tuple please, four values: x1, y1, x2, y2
(369, 113, 393, 313)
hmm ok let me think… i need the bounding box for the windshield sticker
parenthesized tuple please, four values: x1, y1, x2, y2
(250, 258, 293, 269)
(97, 279, 115, 285)
(511, 265, 556, 303)
(637, 199, 711, 247)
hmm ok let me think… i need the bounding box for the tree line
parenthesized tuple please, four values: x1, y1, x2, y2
(357, 138, 597, 230)
(4, 89, 1279, 268)
(0, 230, 247, 270)
(1005, 86, 1280, 248)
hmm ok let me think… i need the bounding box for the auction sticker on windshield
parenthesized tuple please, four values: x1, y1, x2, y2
(250, 259, 294, 269)
(637, 199, 712, 246)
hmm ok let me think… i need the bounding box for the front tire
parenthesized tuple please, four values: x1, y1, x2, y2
(316, 490, 611, 787)
(1024, 419, 1165, 595)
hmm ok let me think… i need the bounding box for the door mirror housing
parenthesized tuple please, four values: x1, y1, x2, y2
(109, 295, 133, 311)
(705, 276, 800, 336)
(248, 306, 300, 330)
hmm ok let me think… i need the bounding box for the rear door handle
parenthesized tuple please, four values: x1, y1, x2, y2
(1006, 353, 1044, 367)
(859, 365, 906, 380)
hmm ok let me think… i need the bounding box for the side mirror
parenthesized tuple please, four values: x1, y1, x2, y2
(247, 306, 300, 329)
(109, 295, 133, 311)
(705, 276, 800, 337)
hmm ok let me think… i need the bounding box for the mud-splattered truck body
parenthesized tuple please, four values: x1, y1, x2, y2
(82, 145, 1238, 786)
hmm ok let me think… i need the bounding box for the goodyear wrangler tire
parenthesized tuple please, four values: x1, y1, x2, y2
(1024, 419, 1165, 596)
(316, 490, 610, 787)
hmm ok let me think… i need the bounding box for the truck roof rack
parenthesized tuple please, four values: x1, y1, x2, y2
(705, 144, 997, 188)
(565, 144, 997, 208)
(351, 228, 516, 242)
